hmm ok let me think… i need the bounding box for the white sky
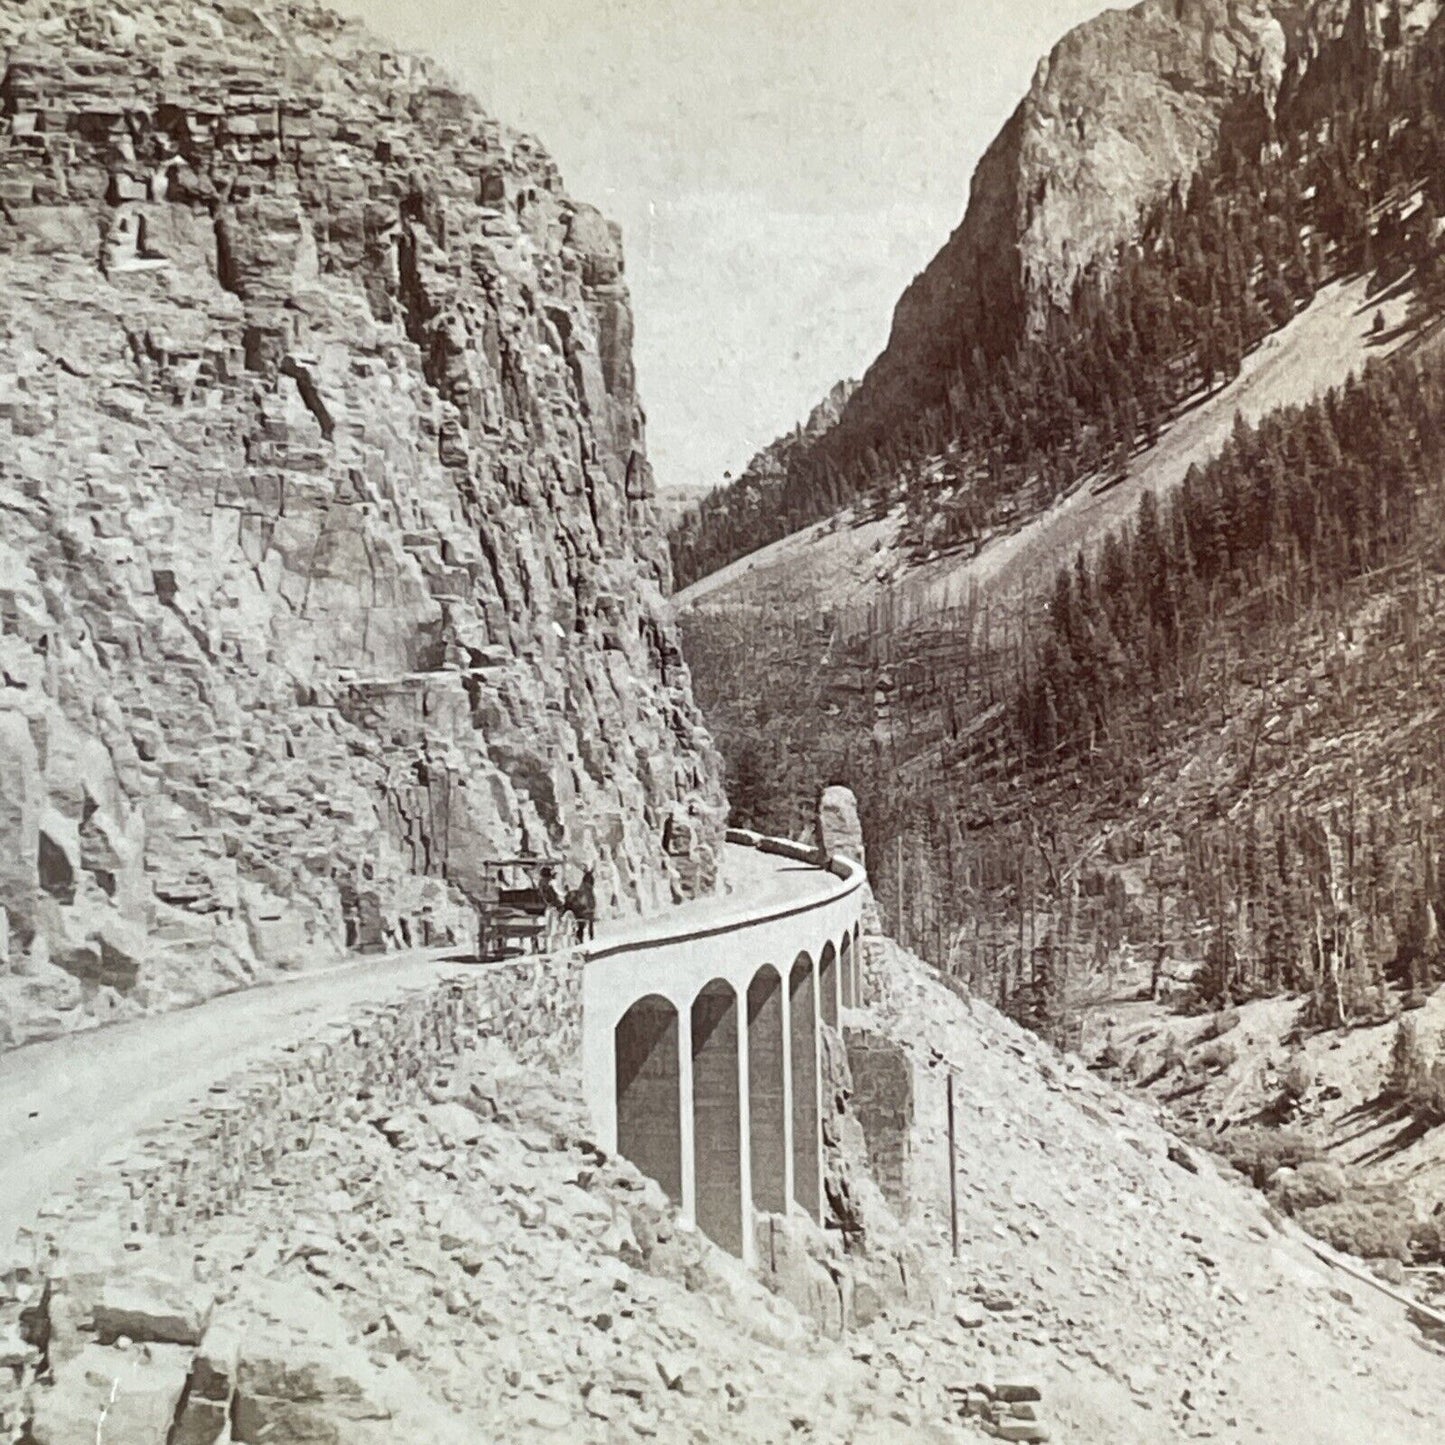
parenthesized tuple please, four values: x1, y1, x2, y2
(328, 0, 1116, 490)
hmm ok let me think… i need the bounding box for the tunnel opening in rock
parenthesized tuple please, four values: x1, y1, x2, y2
(840, 933, 854, 1009)
(789, 952, 820, 1219)
(615, 994, 682, 1204)
(692, 979, 743, 1253)
(747, 965, 787, 1214)
(819, 940, 838, 1029)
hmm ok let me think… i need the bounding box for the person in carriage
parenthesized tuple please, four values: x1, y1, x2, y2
(564, 866, 597, 944)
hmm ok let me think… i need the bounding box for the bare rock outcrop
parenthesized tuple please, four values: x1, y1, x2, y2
(796, 0, 1440, 462)
(817, 783, 866, 868)
(0, 0, 726, 1045)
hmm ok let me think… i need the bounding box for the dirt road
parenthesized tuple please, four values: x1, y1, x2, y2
(0, 949, 468, 1248)
(0, 844, 831, 1248)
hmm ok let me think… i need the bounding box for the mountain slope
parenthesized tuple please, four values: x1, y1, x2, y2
(675, 272, 1414, 627)
(675, 0, 1445, 987)
(0, 0, 725, 1048)
(671, 0, 1443, 589)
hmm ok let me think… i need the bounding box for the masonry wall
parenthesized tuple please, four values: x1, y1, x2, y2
(581, 837, 866, 1263)
(844, 1029, 914, 1218)
(29, 951, 583, 1253)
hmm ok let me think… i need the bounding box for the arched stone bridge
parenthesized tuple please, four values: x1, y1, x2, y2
(582, 829, 867, 1266)
(0, 828, 868, 1272)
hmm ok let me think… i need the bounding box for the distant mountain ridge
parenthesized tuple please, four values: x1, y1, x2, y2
(669, 379, 857, 588)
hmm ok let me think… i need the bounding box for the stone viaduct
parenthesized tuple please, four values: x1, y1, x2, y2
(581, 829, 867, 1267)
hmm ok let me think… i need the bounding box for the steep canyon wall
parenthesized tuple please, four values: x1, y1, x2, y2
(0, 0, 726, 1046)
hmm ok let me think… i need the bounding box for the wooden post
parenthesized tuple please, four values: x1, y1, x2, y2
(947, 1072, 959, 1260)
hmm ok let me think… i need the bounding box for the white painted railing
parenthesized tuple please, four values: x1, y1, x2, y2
(580, 831, 867, 1264)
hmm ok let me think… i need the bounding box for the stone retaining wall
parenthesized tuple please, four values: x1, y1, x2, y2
(2, 950, 584, 1436)
(24, 951, 582, 1258)
(845, 1030, 914, 1217)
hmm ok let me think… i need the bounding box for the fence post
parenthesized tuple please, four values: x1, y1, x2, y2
(947, 1071, 959, 1260)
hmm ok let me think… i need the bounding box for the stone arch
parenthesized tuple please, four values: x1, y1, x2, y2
(692, 979, 743, 1254)
(788, 952, 820, 1219)
(747, 965, 787, 1213)
(819, 940, 839, 1028)
(614, 994, 682, 1203)
(840, 931, 854, 1009)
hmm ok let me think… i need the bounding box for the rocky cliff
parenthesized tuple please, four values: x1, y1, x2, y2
(715, 0, 1439, 496)
(0, 0, 726, 1047)
(868, 0, 1284, 417)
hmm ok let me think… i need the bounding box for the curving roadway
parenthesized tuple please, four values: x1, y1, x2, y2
(0, 843, 836, 1250)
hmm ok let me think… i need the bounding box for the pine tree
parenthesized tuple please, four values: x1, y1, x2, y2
(1385, 1016, 1429, 1102)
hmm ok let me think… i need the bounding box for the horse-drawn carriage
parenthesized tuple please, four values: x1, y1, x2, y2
(473, 856, 598, 960)
(474, 857, 563, 960)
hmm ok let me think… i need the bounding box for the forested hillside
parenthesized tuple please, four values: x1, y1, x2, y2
(681, 354, 1445, 1008)
(671, 0, 1444, 589)
(679, 1, 1445, 1063)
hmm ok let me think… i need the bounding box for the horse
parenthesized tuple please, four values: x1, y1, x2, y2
(564, 866, 597, 944)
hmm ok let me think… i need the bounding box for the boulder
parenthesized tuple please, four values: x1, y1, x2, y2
(170, 1313, 243, 1445)
(46, 910, 145, 992)
(96, 915, 147, 990)
(29, 1342, 191, 1445)
(424, 1100, 484, 1147)
(170, 1396, 229, 1445)
(227, 1281, 407, 1441)
(816, 785, 865, 867)
(92, 1270, 215, 1347)
(49, 935, 104, 988)
(435, 1202, 491, 1254)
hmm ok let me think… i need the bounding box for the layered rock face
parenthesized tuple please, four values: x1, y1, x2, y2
(0, 0, 725, 1045)
(823, 0, 1438, 453)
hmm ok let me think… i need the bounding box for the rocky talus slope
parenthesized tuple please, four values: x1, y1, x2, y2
(0, 0, 725, 1048)
(7, 929, 1445, 1442)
